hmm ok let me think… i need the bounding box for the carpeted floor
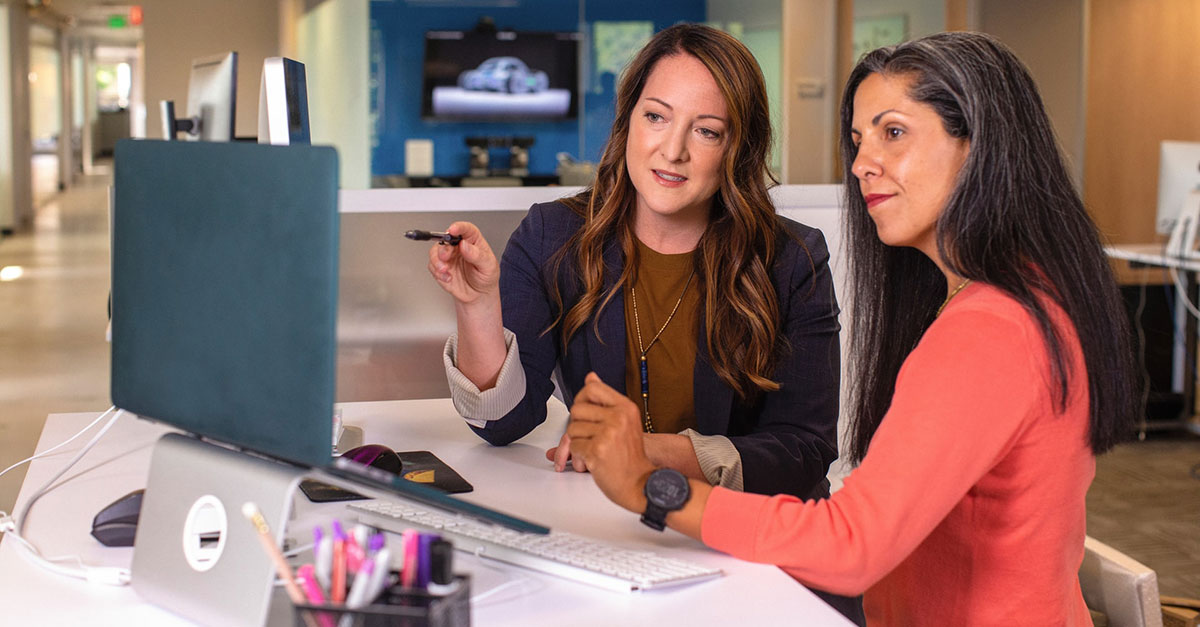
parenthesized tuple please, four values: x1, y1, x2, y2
(1087, 433, 1200, 597)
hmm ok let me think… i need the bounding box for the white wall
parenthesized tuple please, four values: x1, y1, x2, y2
(141, 0, 281, 140)
(296, 0, 369, 190)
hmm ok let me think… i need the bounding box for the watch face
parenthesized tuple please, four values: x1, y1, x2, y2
(646, 469, 689, 509)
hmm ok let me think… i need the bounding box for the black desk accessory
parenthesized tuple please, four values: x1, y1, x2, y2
(300, 450, 474, 503)
(91, 489, 145, 547)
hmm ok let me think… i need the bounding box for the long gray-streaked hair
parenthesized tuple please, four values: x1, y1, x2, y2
(839, 31, 1138, 462)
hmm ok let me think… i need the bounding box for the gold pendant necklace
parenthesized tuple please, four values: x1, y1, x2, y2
(937, 279, 972, 318)
(631, 271, 695, 433)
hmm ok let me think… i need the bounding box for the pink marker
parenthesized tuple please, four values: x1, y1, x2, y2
(401, 530, 419, 588)
(297, 564, 327, 605)
(344, 531, 365, 574)
(297, 564, 334, 627)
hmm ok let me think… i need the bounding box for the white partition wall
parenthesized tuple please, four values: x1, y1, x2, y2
(771, 184, 848, 306)
(770, 184, 854, 488)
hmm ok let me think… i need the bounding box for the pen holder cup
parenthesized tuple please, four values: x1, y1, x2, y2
(294, 576, 470, 627)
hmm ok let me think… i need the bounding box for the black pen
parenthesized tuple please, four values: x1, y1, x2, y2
(405, 229, 462, 246)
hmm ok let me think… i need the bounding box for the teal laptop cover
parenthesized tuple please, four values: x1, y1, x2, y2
(111, 139, 549, 534)
(111, 139, 340, 468)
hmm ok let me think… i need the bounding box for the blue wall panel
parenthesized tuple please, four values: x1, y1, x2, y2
(370, 0, 705, 179)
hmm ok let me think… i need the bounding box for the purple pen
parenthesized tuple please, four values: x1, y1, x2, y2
(417, 533, 437, 588)
(368, 533, 386, 555)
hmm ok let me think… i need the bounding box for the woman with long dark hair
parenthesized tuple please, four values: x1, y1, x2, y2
(566, 31, 1138, 624)
(426, 23, 860, 620)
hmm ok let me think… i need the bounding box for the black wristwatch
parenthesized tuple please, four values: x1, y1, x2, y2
(640, 468, 690, 531)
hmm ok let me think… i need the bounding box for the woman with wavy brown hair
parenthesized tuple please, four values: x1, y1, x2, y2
(426, 23, 858, 620)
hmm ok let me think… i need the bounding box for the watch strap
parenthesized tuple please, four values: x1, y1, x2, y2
(640, 502, 669, 531)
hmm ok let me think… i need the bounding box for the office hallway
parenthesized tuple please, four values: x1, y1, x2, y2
(0, 171, 1197, 598)
(0, 168, 112, 520)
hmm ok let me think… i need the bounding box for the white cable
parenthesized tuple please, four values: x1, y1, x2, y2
(1134, 280, 1151, 439)
(1168, 266, 1200, 320)
(0, 406, 117, 480)
(0, 408, 131, 586)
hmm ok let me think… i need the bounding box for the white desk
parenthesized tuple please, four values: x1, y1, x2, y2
(1105, 244, 1200, 435)
(1104, 243, 1200, 273)
(0, 400, 852, 626)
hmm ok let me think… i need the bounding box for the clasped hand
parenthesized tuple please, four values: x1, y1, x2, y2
(560, 372, 656, 513)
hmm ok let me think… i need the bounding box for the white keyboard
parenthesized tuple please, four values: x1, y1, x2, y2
(348, 499, 723, 593)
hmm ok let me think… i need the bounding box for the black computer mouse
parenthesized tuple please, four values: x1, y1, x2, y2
(91, 488, 144, 547)
(341, 444, 403, 475)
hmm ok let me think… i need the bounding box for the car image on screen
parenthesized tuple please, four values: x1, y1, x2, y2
(457, 57, 550, 94)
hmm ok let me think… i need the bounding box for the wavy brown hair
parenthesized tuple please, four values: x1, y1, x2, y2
(549, 23, 786, 399)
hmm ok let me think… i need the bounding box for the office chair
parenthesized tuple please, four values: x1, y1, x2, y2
(1078, 536, 1163, 627)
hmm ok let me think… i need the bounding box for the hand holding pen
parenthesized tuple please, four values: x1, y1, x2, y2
(422, 222, 500, 306)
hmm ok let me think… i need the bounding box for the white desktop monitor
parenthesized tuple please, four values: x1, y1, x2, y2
(1155, 140, 1200, 235)
(161, 52, 238, 141)
(187, 52, 237, 141)
(257, 57, 310, 146)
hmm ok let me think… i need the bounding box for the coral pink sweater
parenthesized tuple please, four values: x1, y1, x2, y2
(701, 284, 1095, 626)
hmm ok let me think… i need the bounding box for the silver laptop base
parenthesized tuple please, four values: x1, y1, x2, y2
(131, 433, 306, 626)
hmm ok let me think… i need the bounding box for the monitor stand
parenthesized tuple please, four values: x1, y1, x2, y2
(131, 433, 307, 626)
(1166, 191, 1200, 258)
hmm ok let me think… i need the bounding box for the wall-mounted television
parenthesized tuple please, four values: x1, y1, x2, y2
(422, 29, 581, 121)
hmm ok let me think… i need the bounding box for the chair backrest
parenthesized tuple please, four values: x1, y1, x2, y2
(1079, 536, 1163, 627)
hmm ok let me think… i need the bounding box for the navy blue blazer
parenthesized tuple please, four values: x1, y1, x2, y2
(471, 201, 841, 499)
